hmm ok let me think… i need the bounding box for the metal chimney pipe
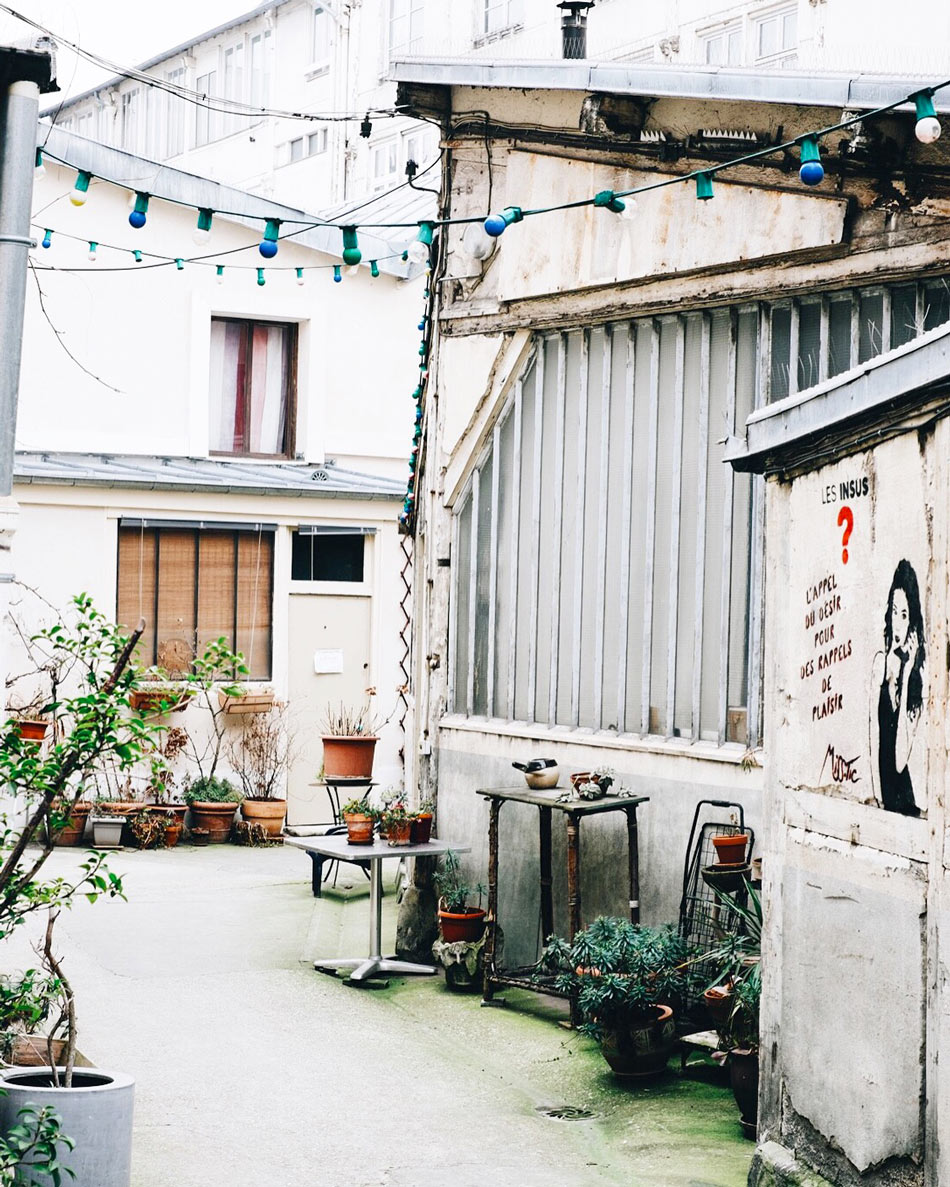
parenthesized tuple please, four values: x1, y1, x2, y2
(557, 1, 595, 60)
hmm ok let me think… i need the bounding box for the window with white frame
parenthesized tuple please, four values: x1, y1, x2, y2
(164, 67, 187, 156)
(209, 318, 296, 458)
(291, 527, 372, 582)
(195, 70, 218, 146)
(402, 126, 439, 175)
(310, 5, 330, 71)
(249, 30, 272, 109)
(390, 0, 424, 57)
(699, 22, 743, 66)
(75, 108, 95, 140)
(223, 42, 245, 134)
(280, 128, 328, 167)
(754, 7, 797, 62)
(371, 138, 399, 191)
(120, 89, 143, 153)
(483, 0, 523, 37)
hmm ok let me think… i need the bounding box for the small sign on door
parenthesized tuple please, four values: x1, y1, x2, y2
(314, 649, 344, 674)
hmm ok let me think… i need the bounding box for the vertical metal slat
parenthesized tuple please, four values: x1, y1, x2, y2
(665, 316, 686, 737)
(881, 288, 892, 354)
(788, 300, 800, 395)
(547, 333, 568, 727)
(466, 469, 479, 718)
(506, 380, 523, 719)
(447, 508, 460, 713)
(640, 322, 660, 735)
(486, 423, 501, 717)
(593, 325, 612, 729)
(717, 309, 739, 744)
(616, 323, 635, 733)
(818, 295, 830, 383)
(691, 313, 711, 741)
(849, 292, 860, 369)
(526, 345, 545, 722)
(570, 331, 590, 727)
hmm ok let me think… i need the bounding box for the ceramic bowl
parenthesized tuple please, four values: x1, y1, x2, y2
(524, 766, 559, 790)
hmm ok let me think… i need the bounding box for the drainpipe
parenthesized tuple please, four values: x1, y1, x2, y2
(0, 78, 41, 697)
(557, 1, 595, 59)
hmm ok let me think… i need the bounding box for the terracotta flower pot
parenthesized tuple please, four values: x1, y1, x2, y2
(386, 819, 412, 846)
(321, 735, 378, 780)
(728, 1048, 759, 1138)
(438, 908, 487, 944)
(599, 1004, 676, 1079)
(51, 801, 92, 847)
(188, 801, 239, 843)
(161, 805, 187, 848)
(240, 798, 287, 838)
(704, 984, 735, 1030)
(344, 812, 374, 845)
(409, 813, 433, 844)
(712, 833, 749, 866)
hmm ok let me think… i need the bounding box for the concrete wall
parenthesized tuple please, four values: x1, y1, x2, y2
(756, 421, 950, 1185)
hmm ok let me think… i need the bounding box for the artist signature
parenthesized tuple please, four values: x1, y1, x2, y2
(820, 743, 860, 785)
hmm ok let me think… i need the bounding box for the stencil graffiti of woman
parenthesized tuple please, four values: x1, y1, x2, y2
(869, 559, 925, 817)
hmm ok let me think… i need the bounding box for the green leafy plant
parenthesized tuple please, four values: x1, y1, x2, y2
(432, 850, 486, 914)
(0, 1103, 75, 1186)
(128, 809, 170, 849)
(182, 775, 242, 805)
(539, 918, 693, 1040)
(341, 796, 376, 817)
(0, 593, 158, 1089)
(701, 881, 762, 1052)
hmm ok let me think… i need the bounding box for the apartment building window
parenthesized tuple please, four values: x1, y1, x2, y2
(165, 67, 187, 156)
(390, 0, 423, 56)
(223, 42, 245, 133)
(120, 89, 143, 153)
(291, 527, 371, 582)
(209, 318, 296, 458)
(754, 7, 797, 62)
(483, 0, 523, 36)
(249, 30, 273, 109)
(117, 522, 274, 680)
(700, 23, 743, 65)
(310, 6, 330, 71)
(281, 128, 327, 166)
(195, 71, 218, 145)
(308, 129, 328, 154)
(402, 127, 439, 174)
(371, 139, 399, 191)
(145, 90, 163, 158)
(75, 109, 95, 139)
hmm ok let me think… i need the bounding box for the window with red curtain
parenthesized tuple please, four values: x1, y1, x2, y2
(209, 318, 296, 457)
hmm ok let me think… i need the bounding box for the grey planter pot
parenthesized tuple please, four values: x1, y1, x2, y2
(89, 815, 126, 848)
(0, 1067, 134, 1186)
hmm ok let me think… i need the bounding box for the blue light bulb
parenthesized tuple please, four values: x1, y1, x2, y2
(799, 161, 824, 186)
(259, 238, 278, 259)
(484, 214, 507, 237)
(128, 210, 146, 229)
(41, 230, 51, 249)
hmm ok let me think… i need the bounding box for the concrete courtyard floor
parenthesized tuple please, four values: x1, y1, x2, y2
(10, 844, 753, 1187)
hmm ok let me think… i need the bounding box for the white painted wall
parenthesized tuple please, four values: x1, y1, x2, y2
(23, 159, 420, 474)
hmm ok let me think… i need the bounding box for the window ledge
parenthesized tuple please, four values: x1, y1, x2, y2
(437, 714, 762, 768)
(474, 23, 523, 48)
(305, 63, 330, 80)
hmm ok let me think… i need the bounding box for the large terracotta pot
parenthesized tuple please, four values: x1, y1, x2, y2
(712, 833, 749, 865)
(438, 908, 486, 944)
(321, 735, 377, 780)
(51, 801, 92, 847)
(599, 1004, 676, 1079)
(728, 1048, 759, 1138)
(240, 798, 286, 838)
(188, 801, 239, 843)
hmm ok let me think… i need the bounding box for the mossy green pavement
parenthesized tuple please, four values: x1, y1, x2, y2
(22, 845, 753, 1187)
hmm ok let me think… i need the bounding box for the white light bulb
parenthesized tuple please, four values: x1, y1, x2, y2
(70, 188, 88, 207)
(193, 227, 211, 246)
(461, 221, 496, 261)
(407, 239, 430, 264)
(296, 272, 305, 286)
(346, 263, 360, 276)
(617, 196, 638, 220)
(34, 161, 45, 180)
(87, 247, 97, 262)
(916, 116, 942, 144)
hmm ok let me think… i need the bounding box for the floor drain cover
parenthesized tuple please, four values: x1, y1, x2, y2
(536, 1105, 596, 1121)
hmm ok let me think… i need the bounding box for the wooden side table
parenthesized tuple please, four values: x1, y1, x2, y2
(476, 786, 649, 1015)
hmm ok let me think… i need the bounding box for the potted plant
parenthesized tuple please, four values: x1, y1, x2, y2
(129, 684, 192, 714)
(127, 808, 171, 850)
(570, 766, 614, 799)
(410, 798, 434, 844)
(183, 776, 243, 843)
(217, 686, 276, 715)
(433, 850, 487, 943)
(381, 799, 412, 846)
(48, 797, 92, 847)
(229, 705, 294, 839)
(341, 796, 376, 845)
(320, 689, 396, 780)
(539, 918, 693, 1079)
(143, 725, 190, 847)
(0, 593, 162, 1184)
(711, 832, 750, 865)
(6, 699, 52, 743)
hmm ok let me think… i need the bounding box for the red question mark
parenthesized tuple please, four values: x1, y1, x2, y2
(837, 506, 853, 564)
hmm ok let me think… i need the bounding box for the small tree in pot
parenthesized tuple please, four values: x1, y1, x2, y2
(540, 918, 693, 1079)
(182, 776, 243, 843)
(229, 705, 295, 839)
(433, 850, 487, 943)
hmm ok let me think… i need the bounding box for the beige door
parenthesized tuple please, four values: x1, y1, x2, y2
(287, 592, 372, 826)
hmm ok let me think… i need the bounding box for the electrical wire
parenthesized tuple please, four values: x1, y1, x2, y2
(27, 259, 124, 392)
